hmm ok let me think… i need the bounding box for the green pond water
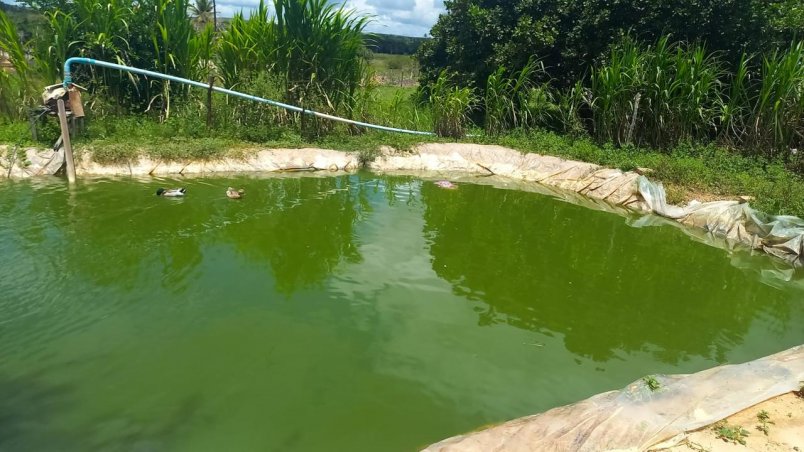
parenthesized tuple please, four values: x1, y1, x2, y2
(1, 173, 802, 451)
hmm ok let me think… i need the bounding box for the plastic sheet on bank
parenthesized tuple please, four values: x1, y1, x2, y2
(638, 176, 804, 267)
(423, 346, 804, 452)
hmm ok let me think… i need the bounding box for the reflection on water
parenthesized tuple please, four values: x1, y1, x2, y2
(0, 173, 801, 451)
(420, 182, 799, 363)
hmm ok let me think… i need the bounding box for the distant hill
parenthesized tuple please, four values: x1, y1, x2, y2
(365, 34, 426, 55)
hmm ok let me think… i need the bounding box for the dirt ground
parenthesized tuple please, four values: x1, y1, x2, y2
(659, 392, 804, 452)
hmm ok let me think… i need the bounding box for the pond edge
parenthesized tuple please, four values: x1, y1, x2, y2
(2, 142, 802, 267)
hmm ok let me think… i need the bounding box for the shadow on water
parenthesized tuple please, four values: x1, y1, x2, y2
(0, 369, 76, 450)
(419, 181, 799, 364)
(83, 396, 206, 452)
(0, 369, 207, 451)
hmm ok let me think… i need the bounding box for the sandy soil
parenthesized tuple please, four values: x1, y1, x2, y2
(660, 392, 804, 452)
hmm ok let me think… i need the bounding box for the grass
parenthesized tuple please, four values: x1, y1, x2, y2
(368, 53, 419, 87)
(756, 410, 774, 435)
(642, 375, 661, 392)
(713, 421, 749, 445)
(489, 130, 804, 217)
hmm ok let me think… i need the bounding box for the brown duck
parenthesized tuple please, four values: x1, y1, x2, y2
(226, 187, 245, 199)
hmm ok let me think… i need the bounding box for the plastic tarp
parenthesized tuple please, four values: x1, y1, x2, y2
(423, 346, 804, 452)
(639, 176, 804, 266)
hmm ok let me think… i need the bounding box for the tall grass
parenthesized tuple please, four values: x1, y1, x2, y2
(484, 59, 542, 135)
(150, 0, 194, 118)
(273, 0, 370, 116)
(718, 53, 751, 146)
(25, 0, 372, 130)
(0, 10, 36, 117)
(429, 70, 474, 138)
(367, 87, 431, 131)
(215, 10, 261, 89)
(588, 37, 723, 148)
(213, 0, 372, 134)
(189, 23, 216, 81)
(750, 42, 804, 159)
(581, 36, 803, 161)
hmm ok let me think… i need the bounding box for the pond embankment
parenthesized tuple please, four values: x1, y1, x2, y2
(423, 345, 804, 452)
(5, 142, 800, 267)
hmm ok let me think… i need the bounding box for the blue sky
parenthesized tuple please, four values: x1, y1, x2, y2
(2, 0, 444, 37)
(216, 0, 445, 37)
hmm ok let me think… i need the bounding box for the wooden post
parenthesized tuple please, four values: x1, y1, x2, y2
(56, 99, 76, 184)
(28, 113, 38, 141)
(207, 75, 214, 128)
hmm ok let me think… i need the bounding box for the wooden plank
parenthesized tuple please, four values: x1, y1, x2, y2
(57, 99, 76, 183)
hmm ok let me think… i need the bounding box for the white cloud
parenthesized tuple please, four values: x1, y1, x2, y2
(345, 0, 443, 36)
(215, 0, 444, 37)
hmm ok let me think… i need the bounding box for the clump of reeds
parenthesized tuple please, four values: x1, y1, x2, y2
(484, 59, 543, 135)
(0, 10, 34, 117)
(588, 37, 723, 148)
(747, 42, 804, 159)
(429, 70, 475, 138)
(588, 36, 803, 160)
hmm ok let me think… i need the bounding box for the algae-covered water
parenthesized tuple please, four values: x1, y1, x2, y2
(1, 173, 802, 451)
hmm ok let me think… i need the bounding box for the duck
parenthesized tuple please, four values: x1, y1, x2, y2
(226, 187, 245, 199)
(156, 187, 186, 197)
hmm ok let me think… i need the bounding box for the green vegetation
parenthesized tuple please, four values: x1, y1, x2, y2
(366, 33, 425, 55)
(5, 0, 372, 125)
(368, 53, 419, 87)
(419, 34, 804, 162)
(713, 421, 749, 445)
(642, 375, 661, 392)
(419, 0, 803, 90)
(415, 0, 804, 166)
(429, 71, 475, 138)
(189, 0, 216, 29)
(489, 131, 804, 216)
(0, 0, 802, 219)
(0, 9, 35, 118)
(483, 59, 546, 135)
(756, 410, 774, 435)
(0, 4, 44, 42)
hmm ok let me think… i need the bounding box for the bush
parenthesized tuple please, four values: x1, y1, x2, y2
(418, 0, 802, 91)
(429, 71, 475, 138)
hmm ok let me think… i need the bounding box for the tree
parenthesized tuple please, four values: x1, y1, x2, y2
(418, 0, 801, 90)
(16, 0, 69, 11)
(189, 0, 214, 29)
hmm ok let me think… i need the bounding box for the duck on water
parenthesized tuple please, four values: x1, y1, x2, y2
(226, 187, 245, 199)
(156, 188, 186, 197)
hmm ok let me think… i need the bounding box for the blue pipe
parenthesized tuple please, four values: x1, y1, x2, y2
(63, 57, 435, 136)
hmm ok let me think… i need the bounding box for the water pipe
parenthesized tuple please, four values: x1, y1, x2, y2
(63, 57, 435, 136)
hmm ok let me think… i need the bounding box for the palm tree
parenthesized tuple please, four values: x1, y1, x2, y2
(189, 0, 215, 29)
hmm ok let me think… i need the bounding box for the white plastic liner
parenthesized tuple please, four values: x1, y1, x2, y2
(424, 346, 804, 452)
(639, 176, 804, 266)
